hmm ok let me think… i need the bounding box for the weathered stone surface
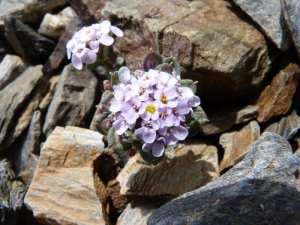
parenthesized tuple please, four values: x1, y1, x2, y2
(255, 63, 300, 122)
(219, 120, 260, 172)
(0, 159, 26, 225)
(43, 64, 98, 137)
(0, 65, 44, 152)
(4, 16, 56, 64)
(38, 75, 60, 112)
(148, 133, 300, 225)
(25, 126, 108, 225)
(117, 202, 157, 225)
(0, 54, 26, 91)
(38, 7, 78, 40)
(199, 105, 258, 135)
(117, 140, 219, 197)
(102, 0, 275, 105)
(68, 0, 106, 25)
(263, 109, 300, 140)
(43, 20, 79, 75)
(281, 0, 300, 59)
(0, 36, 13, 62)
(232, 0, 291, 50)
(0, 0, 68, 29)
(13, 111, 41, 187)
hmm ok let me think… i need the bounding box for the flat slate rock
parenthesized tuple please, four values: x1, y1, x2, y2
(232, 0, 291, 50)
(281, 0, 300, 59)
(148, 133, 300, 225)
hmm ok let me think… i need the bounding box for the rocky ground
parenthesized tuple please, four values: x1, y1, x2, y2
(0, 0, 300, 225)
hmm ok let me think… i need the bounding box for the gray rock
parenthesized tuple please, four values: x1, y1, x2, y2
(0, 65, 44, 152)
(281, 0, 300, 59)
(4, 16, 56, 64)
(13, 111, 41, 187)
(232, 0, 291, 50)
(38, 75, 60, 111)
(0, 54, 26, 91)
(199, 105, 258, 135)
(263, 109, 300, 140)
(102, 0, 277, 105)
(0, 158, 26, 225)
(148, 133, 300, 225)
(43, 64, 98, 136)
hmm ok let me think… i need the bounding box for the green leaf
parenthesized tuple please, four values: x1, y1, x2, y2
(113, 140, 132, 152)
(107, 127, 116, 147)
(110, 72, 120, 86)
(155, 63, 173, 74)
(143, 51, 163, 71)
(181, 79, 197, 94)
(103, 46, 109, 58)
(193, 106, 208, 125)
(187, 125, 201, 137)
(100, 91, 114, 104)
(163, 57, 181, 76)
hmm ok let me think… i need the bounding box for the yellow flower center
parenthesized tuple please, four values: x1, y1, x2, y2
(146, 104, 157, 114)
(86, 29, 91, 35)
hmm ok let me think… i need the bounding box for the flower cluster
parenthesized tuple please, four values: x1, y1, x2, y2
(66, 20, 123, 70)
(109, 67, 200, 157)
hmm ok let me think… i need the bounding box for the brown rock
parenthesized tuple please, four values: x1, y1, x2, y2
(38, 75, 60, 112)
(117, 140, 219, 197)
(102, 0, 276, 105)
(199, 105, 258, 135)
(219, 120, 260, 172)
(255, 63, 300, 122)
(24, 126, 108, 225)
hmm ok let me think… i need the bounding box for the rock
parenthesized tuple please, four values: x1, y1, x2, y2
(0, 36, 14, 62)
(102, 0, 276, 105)
(0, 78, 48, 150)
(117, 202, 157, 225)
(24, 126, 109, 225)
(4, 16, 56, 64)
(148, 133, 300, 225)
(38, 7, 79, 40)
(42, 20, 79, 75)
(281, 0, 300, 59)
(0, 158, 26, 225)
(38, 75, 60, 112)
(219, 120, 260, 172)
(199, 105, 258, 135)
(117, 140, 219, 197)
(68, 0, 106, 25)
(0, 65, 44, 152)
(0, 0, 68, 30)
(263, 109, 300, 140)
(255, 63, 300, 122)
(12, 111, 41, 187)
(232, 0, 291, 50)
(43, 64, 98, 137)
(0, 54, 26, 91)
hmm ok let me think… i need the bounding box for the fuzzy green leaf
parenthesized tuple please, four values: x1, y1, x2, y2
(155, 63, 173, 74)
(143, 51, 163, 71)
(181, 79, 197, 94)
(100, 91, 114, 104)
(163, 57, 181, 76)
(107, 127, 116, 147)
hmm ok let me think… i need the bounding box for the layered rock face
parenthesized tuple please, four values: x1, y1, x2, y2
(1, 0, 300, 224)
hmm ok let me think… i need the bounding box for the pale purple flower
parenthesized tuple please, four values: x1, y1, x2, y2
(157, 107, 173, 128)
(139, 100, 160, 121)
(121, 97, 141, 124)
(156, 71, 178, 89)
(177, 86, 194, 101)
(113, 116, 135, 135)
(134, 120, 159, 143)
(153, 86, 178, 108)
(159, 125, 188, 146)
(142, 137, 166, 157)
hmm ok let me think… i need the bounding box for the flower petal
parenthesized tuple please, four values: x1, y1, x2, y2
(110, 25, 124, 37)
(100, 34, 114, 46)
(118, 67, 131, 84)
(143, 128, 156, 143)
(172, 126, 188, 140)
(152, 141, 165, 157)
(71, 53, 83, 70)
(81, 48, 97, 64)
(113, 118, 128, 135)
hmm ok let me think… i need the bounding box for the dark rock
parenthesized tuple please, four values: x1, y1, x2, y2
(4, 16, 56, 64)
(232, 0, 291, 50)
(281, 0, 300, 59)
(0, 158, 26, 225)
(148, 133, 300, 225)
(199, 105, 258, 135)
(263, 109, 300, 140)
(43, 64, 98, 137)
(0, 36, 14, 62)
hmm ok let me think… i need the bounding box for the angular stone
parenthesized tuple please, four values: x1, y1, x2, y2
(68, 0, 106, 25)
(117, 140, 219, 197)
(0, 54, 26, 91)
(12, 111, 41, 187)
(43, 20, 79, 75)
(117, 202, 157, 225)
(256, 63, 300, 122)
(0, 158, 26, 225)
(24, 126, 108, 225)
(102, 0, 276, 105)
(281, 0, 300, 59)
(38, 7, 79, 40)
(148, 133, 300, 225)
(232, 0, 291, 50)
(0, 65, 44, 152)
(0, 0, 68, 29)
(199, 105, 258, 135)
(0, 36, 13, 62)
(263, 109, 300, 140)
(0, 78, 48, 150)
(43, 64, 98, 137)
(219, 120, 260, 172)
(38, 75, 60, 112)
(4, 16, 56, 64)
